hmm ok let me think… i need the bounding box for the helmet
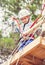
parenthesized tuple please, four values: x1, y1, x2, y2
(18, 9, 30, 19)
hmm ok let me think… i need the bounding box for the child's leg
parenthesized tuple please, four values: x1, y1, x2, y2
(19, 39, 33, 50)
(19, 40, 27, 50)
(25, 39, 34, 46)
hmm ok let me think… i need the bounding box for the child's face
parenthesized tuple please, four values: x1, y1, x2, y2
(21, 16, 30, 24)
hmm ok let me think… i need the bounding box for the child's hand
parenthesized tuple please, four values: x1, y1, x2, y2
(22, 34, 29, 40)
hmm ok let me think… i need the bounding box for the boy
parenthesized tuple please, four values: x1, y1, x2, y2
(18, 9, 34, 50)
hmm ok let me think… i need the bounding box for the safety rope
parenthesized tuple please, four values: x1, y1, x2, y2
(30, 15, 41, 28)
(30, 0, 45, 29)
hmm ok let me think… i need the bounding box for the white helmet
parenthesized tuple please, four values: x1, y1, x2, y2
(18, 9, 30, 19)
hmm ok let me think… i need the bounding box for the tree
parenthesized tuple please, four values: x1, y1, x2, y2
(0, 0, 42, 20)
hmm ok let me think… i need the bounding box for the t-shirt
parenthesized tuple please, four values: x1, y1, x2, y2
(20, 20, 34, 39)
(20, 20, 32, 33)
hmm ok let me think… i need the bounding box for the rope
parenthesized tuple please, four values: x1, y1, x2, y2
(15, 48, 23, 65)
(8, 43, 21, 65)
(30, 1, 45, 29)
(16, 58, 19, 65)
(30, 15, 41, 28)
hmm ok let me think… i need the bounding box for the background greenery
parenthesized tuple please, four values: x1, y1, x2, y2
(0, 0, 42, 21)
(0, 0, 42, 55)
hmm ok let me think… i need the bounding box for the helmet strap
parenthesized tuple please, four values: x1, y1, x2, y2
(24, 18, 30, 25)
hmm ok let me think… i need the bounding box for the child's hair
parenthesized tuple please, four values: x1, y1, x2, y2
(41, 31, 45, 37)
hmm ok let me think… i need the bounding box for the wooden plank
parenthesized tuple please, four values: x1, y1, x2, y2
(11, 36, 41, 63)
(11, 44, 45, 65)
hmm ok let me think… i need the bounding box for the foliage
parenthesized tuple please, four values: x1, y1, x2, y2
(10, 32, 20, 40)
(0, 32, 20, 51)
(0, 32, 20, 55)
(0, 0, 42, 21)
(0, 0, 43, 56)
(10, 32, 20, 45)
(31, 14, 37, 21)
(0, 38, 15, 50)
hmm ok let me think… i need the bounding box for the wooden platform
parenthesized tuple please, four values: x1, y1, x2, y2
(10, 42, 45, 65)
